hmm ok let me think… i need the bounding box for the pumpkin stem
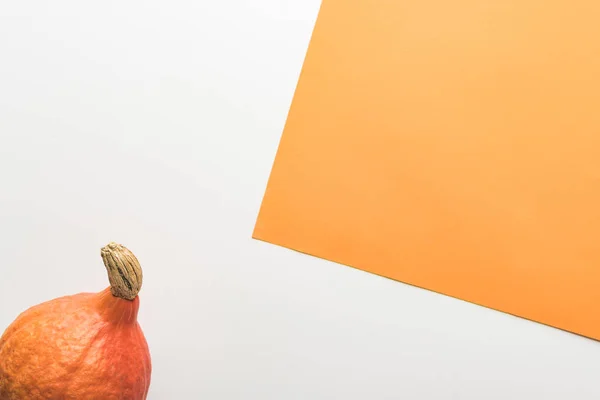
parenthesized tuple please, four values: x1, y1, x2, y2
(101, 242, 143, 301)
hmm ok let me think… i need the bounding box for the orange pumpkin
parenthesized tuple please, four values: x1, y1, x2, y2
(0, 242, 152, 400)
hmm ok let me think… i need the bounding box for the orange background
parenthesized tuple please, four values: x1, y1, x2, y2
(254, 0, 600, 340)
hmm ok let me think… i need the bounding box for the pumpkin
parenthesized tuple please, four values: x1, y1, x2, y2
(0, 242, 152, 400)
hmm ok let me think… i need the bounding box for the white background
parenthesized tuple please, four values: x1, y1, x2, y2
(2, 1, 600, 399)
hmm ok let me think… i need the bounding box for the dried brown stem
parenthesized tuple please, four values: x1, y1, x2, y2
(100, 242, 143, 300)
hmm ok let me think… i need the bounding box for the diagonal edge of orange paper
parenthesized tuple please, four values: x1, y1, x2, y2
(252, 234, 596, 342)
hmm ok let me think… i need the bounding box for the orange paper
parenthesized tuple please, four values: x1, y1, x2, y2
(254, 0, 600, 339)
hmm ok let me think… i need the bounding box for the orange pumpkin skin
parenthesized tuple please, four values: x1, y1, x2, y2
(0, 243, 151, 400)
(0, 288, 151, 400)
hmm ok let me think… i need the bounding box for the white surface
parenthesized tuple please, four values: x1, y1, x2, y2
(1, 1, 600, 399)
